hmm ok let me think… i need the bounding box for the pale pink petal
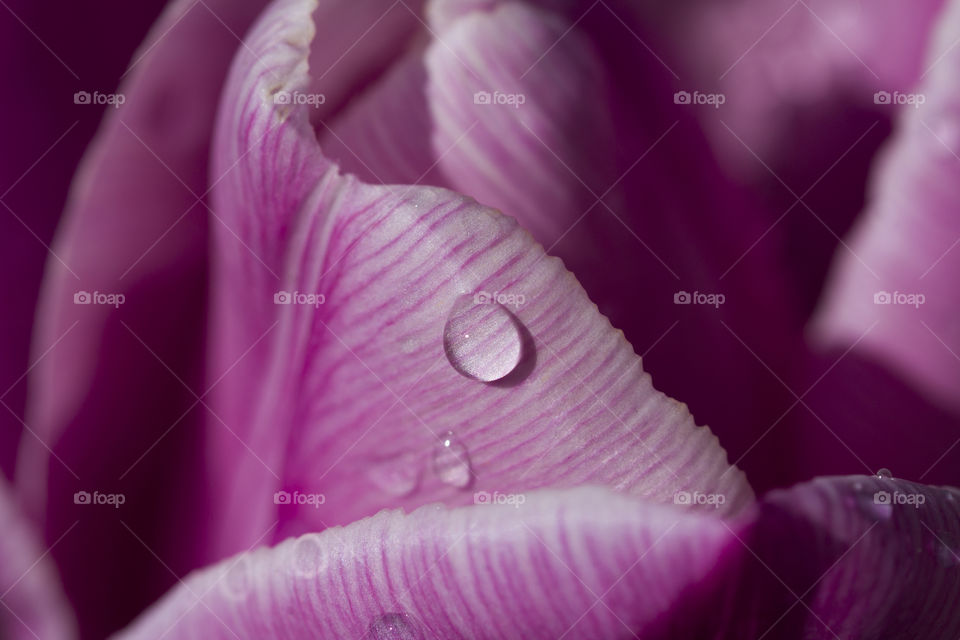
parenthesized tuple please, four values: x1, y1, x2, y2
(115, 477, 960, 638)
(115, 487, 737, 639)
(813, 0, 960, 413)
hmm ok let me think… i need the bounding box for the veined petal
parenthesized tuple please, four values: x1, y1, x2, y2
(114, 487, 737, 639)
(728, 475, 960, 637)
(115, 478, 960, 638)
(318, 0, 803, 492)
(207, 0, 753, 557)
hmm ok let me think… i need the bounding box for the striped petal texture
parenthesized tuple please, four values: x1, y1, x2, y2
(115, 477, 960, 638)
(205, 0, 753, 559)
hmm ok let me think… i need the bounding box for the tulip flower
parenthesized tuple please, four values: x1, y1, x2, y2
(2, 0, 959, 638)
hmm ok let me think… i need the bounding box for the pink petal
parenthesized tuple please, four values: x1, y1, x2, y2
(206, 0, 753, 556)
(633, 0, 944, 321)
(115, 477, 960, 638)
(115, 487, 737, 639)
(16, 0, 271, 634)
(813, 0, 960, 413)
(319, 0, 802, 492)
(0, 478, 75, 640)
(656, 0, 946, 173)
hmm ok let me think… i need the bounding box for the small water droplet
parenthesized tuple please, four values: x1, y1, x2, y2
(368, 453, 421, 497)
(432, 431, 472, 489)
(222, 557, 250, 598)
(443, 295, 522, 382)
(876, 468, 893, 479)
(367, 613, 421, 640)
(292, 535, 325, 577)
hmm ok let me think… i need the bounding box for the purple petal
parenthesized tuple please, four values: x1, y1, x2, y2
(206, 0, 753, 556)
(727, 475, 960, 637)
(813, 0, 960, 413)
(16, 0, 270, 634)
(0, 478, 75, 640)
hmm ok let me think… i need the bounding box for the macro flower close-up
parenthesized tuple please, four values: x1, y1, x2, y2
(2, 0, 960, 638)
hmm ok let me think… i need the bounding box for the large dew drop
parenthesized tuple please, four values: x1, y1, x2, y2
(443, 294, 521, 382)
(367, 613, 421, 640)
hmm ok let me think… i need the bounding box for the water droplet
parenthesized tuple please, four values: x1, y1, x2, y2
(367, 613, 421, 640)
(443, 295, 521, 382)
(292, 535, 325, 577)
(432, 431, 472, 489)
(368, 453, 421, 497)
(876, 468, 893, 479)
(222, 557, 250, 598)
